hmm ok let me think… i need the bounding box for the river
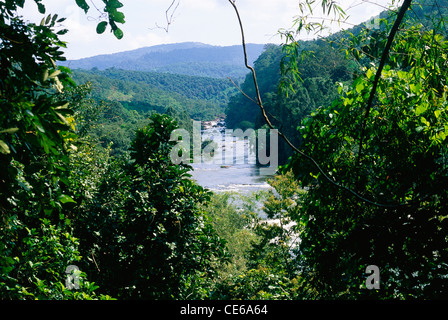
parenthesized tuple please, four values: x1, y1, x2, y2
(189, 120, 274, 194)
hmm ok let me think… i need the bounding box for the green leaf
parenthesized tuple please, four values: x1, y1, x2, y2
(58, 194, 77, 204)
(42, 69, 49, 82)
(55, 108, 73, 116)
(34, 120, 45, 133)
(75, 0, 90, 13)
(37, 2, 45, 14)
(110, 11, 125, 24)
(56, 29, 68, 36)
(96, 21, 108, 34)
(107, 0, 124, 9)
(55, 112, 70, 125)
(355, 79, 364, 94)
(0, 140, 10, 154)
(57, 29, 69, 35)
(421, 116, 430, 126)
(415, 103, 427, 116)
(410, 83, 422, 94)
(113, 27, 124, 39)
(49, 69, 61, 79)
(0, 128, 19, 134)
(356, 83, 364, 93)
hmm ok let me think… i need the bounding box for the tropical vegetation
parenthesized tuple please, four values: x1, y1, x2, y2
(1, 0, 448, 301)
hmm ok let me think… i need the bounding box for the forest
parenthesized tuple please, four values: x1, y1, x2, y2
(61, 42, 266, 79)
(68, 68, 237, 155)
(1, 0, 448, 302)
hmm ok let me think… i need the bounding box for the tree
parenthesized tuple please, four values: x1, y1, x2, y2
(72, 114, 228, 299)
(210, 172, 306, 300)
(0, 0, 124, 299)
(282, 5, 448, 298)
(1, 0, 231, 300)
(225, 38, 352, 165)
(225, 0, 448, 299)
(249, 171, 304, 275)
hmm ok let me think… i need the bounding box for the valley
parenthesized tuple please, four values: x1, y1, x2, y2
(4, 0, 448, 302)
(65, 42, 274, 190)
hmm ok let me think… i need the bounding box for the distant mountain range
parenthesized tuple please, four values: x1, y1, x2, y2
(61, 42, 266, 79)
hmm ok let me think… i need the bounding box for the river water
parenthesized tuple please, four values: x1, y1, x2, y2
(189, 121, 273, 194)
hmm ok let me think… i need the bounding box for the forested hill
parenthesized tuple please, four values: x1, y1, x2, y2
(71, 68, 237, 118)
(73, 68, 237, 104)
(58, 42, 267, 156)
(62, 42, 265, 79)
(226, 0, 448, 165)
(69, 66, 241, 155)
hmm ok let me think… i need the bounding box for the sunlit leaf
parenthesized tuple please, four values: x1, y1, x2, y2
(0, 140, 10, 154)
(58, 194, 77, 204)
(110, 11, 125, 24)
(0, 128, 19, 134)
(416, 103, 427, 116)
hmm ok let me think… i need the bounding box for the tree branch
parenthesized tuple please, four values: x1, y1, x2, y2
(226, 76, 257, 105)
(228, 0, 412, 209)
(356, 0, 413, 185)
(151, 0, 180, 32)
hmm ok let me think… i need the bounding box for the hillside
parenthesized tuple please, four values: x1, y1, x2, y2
(62, 42, 266, 155)
(73, 68, 237, 105)
(61, 42, 266, 79)
(69, 61, 244, 155)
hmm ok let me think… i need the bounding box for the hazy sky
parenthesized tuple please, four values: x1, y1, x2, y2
(18, 0, 397, 60)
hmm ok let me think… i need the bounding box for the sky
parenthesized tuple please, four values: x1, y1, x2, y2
(18, 0, 398, 60)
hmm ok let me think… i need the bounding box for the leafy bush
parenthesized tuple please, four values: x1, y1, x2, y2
(73, 114, 229, 299)
(284, 24, 448, 299)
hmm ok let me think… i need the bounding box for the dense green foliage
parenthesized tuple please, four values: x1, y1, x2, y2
(3, 0, 448, 302)
(76, 68, 237, 104)
(220, 0, 448, 300)
(67, 66, 239, 156)
(70, 114, 228, 299)
(225, 44, 283, 130)
(283, 22, 448, 299)
(0, 0, 110, 299)
(225, 41, 352, 164)
(209, 172, 307, 300)
(72, 68, 234, 120)
(0, 1, 227, 300)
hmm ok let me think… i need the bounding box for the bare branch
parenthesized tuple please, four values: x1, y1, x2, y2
(151, 0, 180, 32)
